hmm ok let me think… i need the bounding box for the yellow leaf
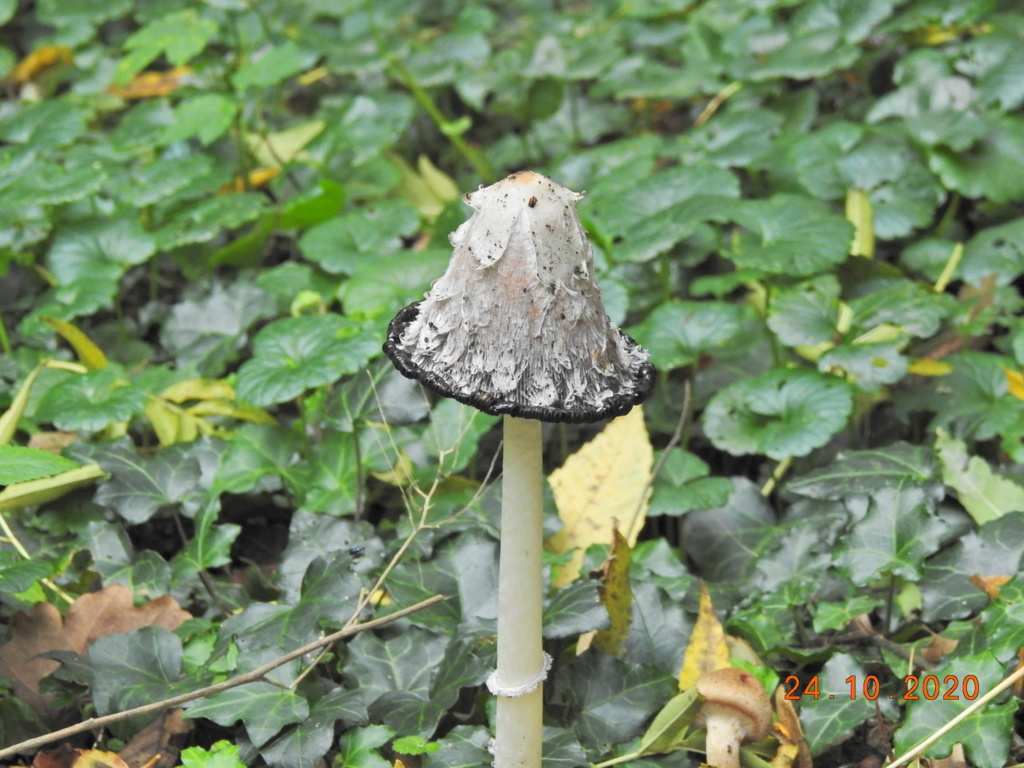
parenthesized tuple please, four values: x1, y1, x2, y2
(0, 365, 44, 446)
(9, 46, 73, 85)
(40, 316, 107, 370)
(845, 188, 874, 258)
(547, 407, 652, 588)
(0, 464, 107, 512)
(145, 397, 182, 447)
(219, 167, 280, 194)
(245, 120, 325, 168)
(592, 527, 633, 658)
(678, 584, 730, 690)
(161, 379, 236, 403)
(1003, 367, 1024, 401)
(106, 66, 192, 98)
(909, 359, 954, 376)
(187, 400, 277, 425)
(418, 155, 460, 204)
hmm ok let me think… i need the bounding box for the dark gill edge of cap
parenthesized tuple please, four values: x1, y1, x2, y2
(383, 302, 656, 425)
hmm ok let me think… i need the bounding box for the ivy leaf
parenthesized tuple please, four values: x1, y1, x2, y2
(786, 442, 939, 500)
(162, 283, 272, 377)
(936, 429, 1024, 525)
(235, 315, 379, 406)
(172, 499, 240, 576)
(894, 653, 1014, 768)
(343, 627, 448, 709)
(289, 431, 358, 514)
(212, 424, 303, 496)
(88, 439, 208, 524)
(89, 627, 194, 715)
(557, 650, 675, 749)
(920, 513, 1024, 622)
(834, 488, 949, 585)
(628, 301, 754, 371)
(34, 370, 147, 433)
(178, 741, 246, 768)
(335, 725, 394, 768)
(259, 688, 367, 768)
(298, 199, 421, 276)
(703, 368, 854, 460)
(186, 680, 310, 748)
(727, 195, 853, 277)
(798, 653, 876, 754)
(543, 580, 609, 639)
(0, 446, 79, 485)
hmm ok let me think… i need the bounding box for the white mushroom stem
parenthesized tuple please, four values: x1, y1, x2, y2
(492, 416, 547, 768)
(704, 718, 744, 768)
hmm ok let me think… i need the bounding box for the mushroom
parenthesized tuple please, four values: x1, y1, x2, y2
(384, 171, 654, 768)
(695, 667, 773, 768)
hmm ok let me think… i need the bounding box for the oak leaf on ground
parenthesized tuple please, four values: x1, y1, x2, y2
(0, 585, 191, 719)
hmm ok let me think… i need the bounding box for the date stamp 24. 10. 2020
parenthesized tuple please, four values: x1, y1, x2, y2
(783, 674, 980, 701)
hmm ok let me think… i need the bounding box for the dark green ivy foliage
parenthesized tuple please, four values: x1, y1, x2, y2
(1, 0, 1024, 766)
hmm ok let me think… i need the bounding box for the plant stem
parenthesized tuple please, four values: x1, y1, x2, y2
(494, 416, 545, 768)
(387, 56, 496, 183)
(0, 312, 11, 357)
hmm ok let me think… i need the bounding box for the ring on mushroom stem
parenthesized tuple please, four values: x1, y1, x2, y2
(382, 170, 655, 768)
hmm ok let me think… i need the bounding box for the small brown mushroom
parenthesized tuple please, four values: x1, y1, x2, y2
(695, 667, 773, 768)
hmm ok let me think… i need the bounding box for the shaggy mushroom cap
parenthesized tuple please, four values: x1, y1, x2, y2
(695, 667, 773, 768)
(384, 171, 655, 424)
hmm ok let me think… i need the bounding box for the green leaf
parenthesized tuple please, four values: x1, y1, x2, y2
(920, 513, 1024, 622)
(627, 301, 754, 370)
(703, 368, 854, 460)
(542, 580, 609, 639)
(320, 94, 416, 166)
(260, 688, 367, 768)
(161, 283, 272, 377)
(894, 653, 1014, 768)
(344, 627, 448, 709)
(37, 0, 130, 30)
(89, 627, 194, 714)
(0, 446, 79, 485)
(929, 116, 1024, 204)
(798, 653, 876, 754)
(962, 217, 1024, 286)
(298, 199, 420, 276)
(161, 94, 238, 147)
(936, 429, 1024, 525)
(786, 442, 938, 500)
(87, 439, 208, 523)
(558, 651, 675, 749)
(0, 99, 89, 152)
(116, 9, 220, 84)
(289, 431, 359, 514)
(173, 499, 240, 576)
(338, 248, 451, 316)
(213, 424, 304, 495)
(0, 162, 106, 207)
(647, 448, 732, 517)
(335, 724, 394, 768)
(0, 551, 52, 593)
(112, 154, 214, 206)
(47, 216, 156, 282)
(34, 370, 147, 433)
(179, 741, 247, 768)
(186, 681, 310, 748)
(834, 488, 949, 585)
(818, 341, 909, 392)
(727, 195, 854, 277)
(768, 276, 841, 347)
(232, 41, 312, 90)
(154, 194, 266, 250)
(235, 314, 379, 406)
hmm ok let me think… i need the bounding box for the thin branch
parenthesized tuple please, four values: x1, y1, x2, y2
(626, 378, 692, 537)
(0, 594, 448, 760)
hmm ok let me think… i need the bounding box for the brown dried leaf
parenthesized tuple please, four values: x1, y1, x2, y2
(0, 585, 191, 718)
(106, 67, 193, 99)
(27, 431, 78, 454)
(773, 685, 812, 768)
(968, 573, 1011, 600)
(118, 709, 193, 768)
(32, 742, 76, 768)
(920, 634, 959, 664)
(71, 750, 131, 768)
